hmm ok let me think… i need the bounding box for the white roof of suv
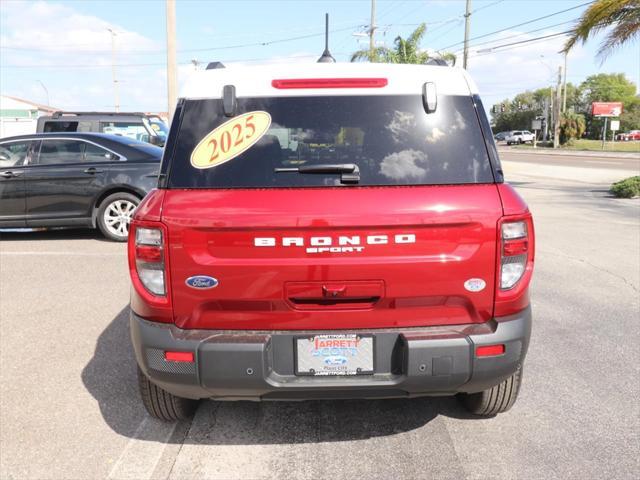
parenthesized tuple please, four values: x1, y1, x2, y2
(181, 62, 479, 99)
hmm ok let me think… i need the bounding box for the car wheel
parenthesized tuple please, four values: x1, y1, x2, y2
(97, 192, 139, 242)
(518, 139, 523, 144)
(137, 367, 199, 421)
(507, 142, 511, 146)
(458, 364, 523, 416)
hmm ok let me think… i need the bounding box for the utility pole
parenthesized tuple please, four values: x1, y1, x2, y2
(107, 28, 120, 112)
(553, 66, 562, 149)
(562, 52, 568, 113)
(543, 96, 550, 142)
(369, 0, 376, 61)
(463, 0, 472, 69)
(166, 0, 178, 120)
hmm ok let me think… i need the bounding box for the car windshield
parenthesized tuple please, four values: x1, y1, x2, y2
(167, 94, 494, 188)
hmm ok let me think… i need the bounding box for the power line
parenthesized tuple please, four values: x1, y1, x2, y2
(439, 0, 593, 50)
(471, 0, 505, 14)
(469, 30, 574, 57)
(0, 24, 361, 56)
(458, 18, 577, 52)
(0, 53, 343, 70)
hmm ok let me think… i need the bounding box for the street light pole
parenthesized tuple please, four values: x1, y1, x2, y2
(107, 28, 120, 112)
(463, 0, 472, 69)
(166, 0, 178, 120)
(36, 80, 49, 106)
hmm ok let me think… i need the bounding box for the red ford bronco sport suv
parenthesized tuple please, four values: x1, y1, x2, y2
(128, 63, 534, 421)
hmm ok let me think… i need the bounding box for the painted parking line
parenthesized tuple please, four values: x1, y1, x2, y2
(107, 417, 178, 480)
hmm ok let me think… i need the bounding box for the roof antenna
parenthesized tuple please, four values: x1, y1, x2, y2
(317, 13, 336, 63)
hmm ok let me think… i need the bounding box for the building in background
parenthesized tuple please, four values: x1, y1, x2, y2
(0, 95, 57, 138)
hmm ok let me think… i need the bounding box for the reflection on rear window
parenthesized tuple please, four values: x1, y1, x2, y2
(167, 95, 493, 188)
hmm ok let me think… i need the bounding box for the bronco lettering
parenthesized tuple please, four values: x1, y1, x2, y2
(254, 234, 415, 253)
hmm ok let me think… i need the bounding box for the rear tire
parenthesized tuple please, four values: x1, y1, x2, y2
(458, 365, 523, 416)
(137, 367, 199, 421)
(96, 192, 139, 242)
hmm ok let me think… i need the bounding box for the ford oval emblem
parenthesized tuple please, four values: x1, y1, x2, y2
(324, 356, 348, 366)
(464, 278, 486, 292)
(186, 275, 219, 289)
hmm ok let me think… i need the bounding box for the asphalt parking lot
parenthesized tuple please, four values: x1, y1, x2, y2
(1, 152, 639, 480)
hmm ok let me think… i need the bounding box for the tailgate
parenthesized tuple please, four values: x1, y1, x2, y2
(162, 185, 502, 330)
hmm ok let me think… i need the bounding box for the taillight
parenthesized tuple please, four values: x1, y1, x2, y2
(134, 226, 166, 296)
(500, 220, 529, 290)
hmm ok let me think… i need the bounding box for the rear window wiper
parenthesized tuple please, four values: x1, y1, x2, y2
(274, 163, 360, 184)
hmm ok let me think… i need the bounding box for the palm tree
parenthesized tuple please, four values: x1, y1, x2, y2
(563, 0, 640, 60)
(351, 23, 456, 65)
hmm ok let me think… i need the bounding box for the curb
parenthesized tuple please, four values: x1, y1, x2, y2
(497, 147, 639, 160)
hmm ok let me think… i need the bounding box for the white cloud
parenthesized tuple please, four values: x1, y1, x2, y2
(465, 29, 587, 107)
(0, 1, 157, 56)
(379, 149, 429, 181)
(0, 1, 165, 111)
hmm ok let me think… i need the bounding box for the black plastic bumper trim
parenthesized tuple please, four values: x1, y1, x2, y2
(130, 306, 531, 400)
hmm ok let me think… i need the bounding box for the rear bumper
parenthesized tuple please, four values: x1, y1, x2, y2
(130, 307, 531, 400)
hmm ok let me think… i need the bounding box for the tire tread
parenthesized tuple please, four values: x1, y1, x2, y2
(137, 368, 198, 421)
(459, 365, 523, 417)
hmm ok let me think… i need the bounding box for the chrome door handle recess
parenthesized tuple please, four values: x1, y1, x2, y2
(0, 171, 22, 178)
(83, 167, 104, 174)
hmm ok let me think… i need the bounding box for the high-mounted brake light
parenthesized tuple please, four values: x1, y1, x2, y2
(271, 78, 388, 89)
(500, 220, 528, 290)
(134, 227, 166, 296)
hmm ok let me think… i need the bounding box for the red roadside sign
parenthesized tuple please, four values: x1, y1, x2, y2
(592, 102, 623, 117)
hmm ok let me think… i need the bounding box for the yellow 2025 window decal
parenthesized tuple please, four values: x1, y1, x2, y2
(190, 111, 272, 169)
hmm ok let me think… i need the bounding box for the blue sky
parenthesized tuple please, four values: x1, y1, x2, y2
(1, 0, 639, 113)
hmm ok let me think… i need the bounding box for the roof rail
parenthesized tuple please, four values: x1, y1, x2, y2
(50, 111, 147, 118)
(206, 62, 226, 70)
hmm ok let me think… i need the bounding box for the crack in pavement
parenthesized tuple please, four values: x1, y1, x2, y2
(539, 248, 639, 294)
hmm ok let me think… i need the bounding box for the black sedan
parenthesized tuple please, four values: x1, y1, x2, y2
(0, 133, 162, 241)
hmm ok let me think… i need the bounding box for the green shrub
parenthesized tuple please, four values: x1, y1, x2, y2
(610, 176, 640, 198)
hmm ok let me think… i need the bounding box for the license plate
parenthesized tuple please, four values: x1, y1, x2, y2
(295, 334, 374, 376)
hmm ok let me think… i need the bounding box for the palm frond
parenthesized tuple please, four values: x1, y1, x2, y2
(407, 23, 427, 46)
(563, 0, 640, 60)
(598, 15, 640, 58)
(350, 46, 393, 63)
(349, 22, 454, 65)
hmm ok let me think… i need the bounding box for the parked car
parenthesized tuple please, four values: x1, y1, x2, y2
(494, 131, 511, 142)
(36, 112, 168, 146)
(506, 130, 535, 145)
(0, 133, 161, 241)
(128, 62, 535, 421)
(617, 130, 640, 141)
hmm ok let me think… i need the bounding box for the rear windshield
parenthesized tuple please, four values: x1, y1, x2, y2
(43, 121, 78, 133)
(167, 95, 494, 188)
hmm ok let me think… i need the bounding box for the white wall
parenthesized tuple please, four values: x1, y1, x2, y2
(0, 118, 37, 138)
